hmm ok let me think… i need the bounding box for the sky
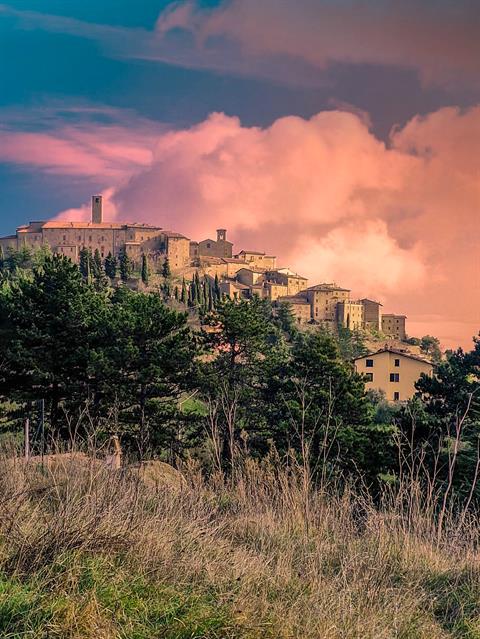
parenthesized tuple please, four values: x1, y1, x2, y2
(0, 0, 479, 349)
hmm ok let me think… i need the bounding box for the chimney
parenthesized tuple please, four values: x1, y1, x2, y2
(217, 228, 226, 242)
(92, 195, 103, 224)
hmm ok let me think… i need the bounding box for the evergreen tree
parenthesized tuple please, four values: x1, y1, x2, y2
(162, 256, 171, 280)
(208, 285, 214, 312)
(119, 249, 133, 283)
(180, 278, 187, 305)
(93, 249, 103, 279)
(141, 254, 150, 286)
(214, 274, 221, 302)
(79, 247, 90, 279)
(104, 252, 118, 280)
(174, 285, 179, 301)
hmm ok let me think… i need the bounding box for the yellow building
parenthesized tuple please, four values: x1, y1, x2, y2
(336, 300, 364, 330)
(300, 283, 350, 323)
(382, 314, 407, 340)
(354, 348, 433, 402)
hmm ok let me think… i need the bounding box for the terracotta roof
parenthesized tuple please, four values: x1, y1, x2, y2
(222, 258, 246, 264)
(353, 347, 433, 366)
(382, 314, 407, 318)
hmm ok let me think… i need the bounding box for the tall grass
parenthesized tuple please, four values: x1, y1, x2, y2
(0, 451, 479, 638)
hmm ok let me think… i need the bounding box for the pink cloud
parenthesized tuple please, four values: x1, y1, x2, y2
(2, 105, 478, 349)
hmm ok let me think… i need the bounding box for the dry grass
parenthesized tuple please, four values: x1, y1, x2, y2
(0, 452, 479, 638)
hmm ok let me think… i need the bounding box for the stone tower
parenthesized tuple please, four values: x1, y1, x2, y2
(92, 195, 103, 224)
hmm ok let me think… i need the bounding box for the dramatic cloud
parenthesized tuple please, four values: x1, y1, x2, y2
(2, 1, 480, 89)
(156, 0, 480, 87)
(1, 105, 478, 348)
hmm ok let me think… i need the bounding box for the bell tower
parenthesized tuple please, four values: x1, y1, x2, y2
(92, 195, 103, 224)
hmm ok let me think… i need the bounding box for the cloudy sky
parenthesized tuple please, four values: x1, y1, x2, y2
(0, 0, 478, 348)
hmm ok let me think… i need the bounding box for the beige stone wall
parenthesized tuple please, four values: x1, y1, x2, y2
(198, 238, 233, 258)
(236, 268, 264, 286)
(166, 237, 191, 271)
(237, 253, 277, 270)
(277, 298, 311, 324)
(362, 300, 381, 330)
(337, 301, 364, 330)
(382, 315, 407, 340)
(306, 288, 350, 322)
(355, 351, 433, 401)
(265, 282, 288, 301)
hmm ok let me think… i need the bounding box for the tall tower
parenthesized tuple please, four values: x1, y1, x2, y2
(217, 229, 227, 242)
(92, 195, 103, 224)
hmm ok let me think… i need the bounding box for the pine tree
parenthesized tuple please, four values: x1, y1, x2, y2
(104, 252, 117, 280)
(141, 254, 149, 286)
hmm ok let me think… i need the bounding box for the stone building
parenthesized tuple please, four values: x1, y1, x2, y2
(234, 250, 277, 270)
(336, 300, 365, 330)
(236, 268, 265, 287)
(299, 283, 350, 323)
(0, 195, 191, 272)
(198, 229, 233, 259)
(276, 295, 311, 324)
(382, 314, 407, 340)
(361, 299, 382, 331)
(354, 348, 433, 402)
(265, 268, 309, 296)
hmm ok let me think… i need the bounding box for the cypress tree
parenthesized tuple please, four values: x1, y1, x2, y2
(104, 252, 117, 279)
(214, 273, 221, 302)
(174, 285, 179, 301)
(141, 254, 149, 286)
(93, 249, 102, 278)
(162, 256, 171, 280)
(79, 247, 91, 278)
(180, 278, 187, 304)
(208, 285, 214, 311)
(119, 249, 133, 283)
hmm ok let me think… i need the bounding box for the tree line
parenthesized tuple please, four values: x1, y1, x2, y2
(0, 254, 478, 501)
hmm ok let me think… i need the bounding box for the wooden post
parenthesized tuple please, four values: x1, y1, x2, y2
(24, 418, 30, 461)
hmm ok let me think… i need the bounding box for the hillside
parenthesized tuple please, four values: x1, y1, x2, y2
(0, 454, 479, 638)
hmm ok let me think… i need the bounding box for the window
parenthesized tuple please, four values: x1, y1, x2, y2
(89, 235, 92, 242)
(365, 373, 373, 382)
(206, 242, 211, 248)
(394, 392, 400, 401)
(394, 358, 400, 367)
(366, 359, 374, 368)
(63, 235, 66, 241)
(78, 235, 82, 242)
(390, 373, 400, 382)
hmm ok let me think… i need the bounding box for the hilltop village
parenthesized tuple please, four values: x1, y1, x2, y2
(0, 195, 407, 339)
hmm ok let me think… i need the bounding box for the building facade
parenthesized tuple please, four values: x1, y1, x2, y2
(299, 283, 350, 323)
(198, 229, 233, 258)
(336, 300, 365, 330)
(234, 250, 277, 270)
(382, 314, 407, 340)
(354, 348, 433, 402)
(361, 299, 382, 331)
(0, 196, 191, 271)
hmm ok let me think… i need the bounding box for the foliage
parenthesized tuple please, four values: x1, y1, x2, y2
(119, 248, 133, 282)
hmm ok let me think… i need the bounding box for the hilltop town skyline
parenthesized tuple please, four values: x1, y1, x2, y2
(0, 1, 478, 349)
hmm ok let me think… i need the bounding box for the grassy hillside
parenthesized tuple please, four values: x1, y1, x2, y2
(0, 454, 479, 638)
